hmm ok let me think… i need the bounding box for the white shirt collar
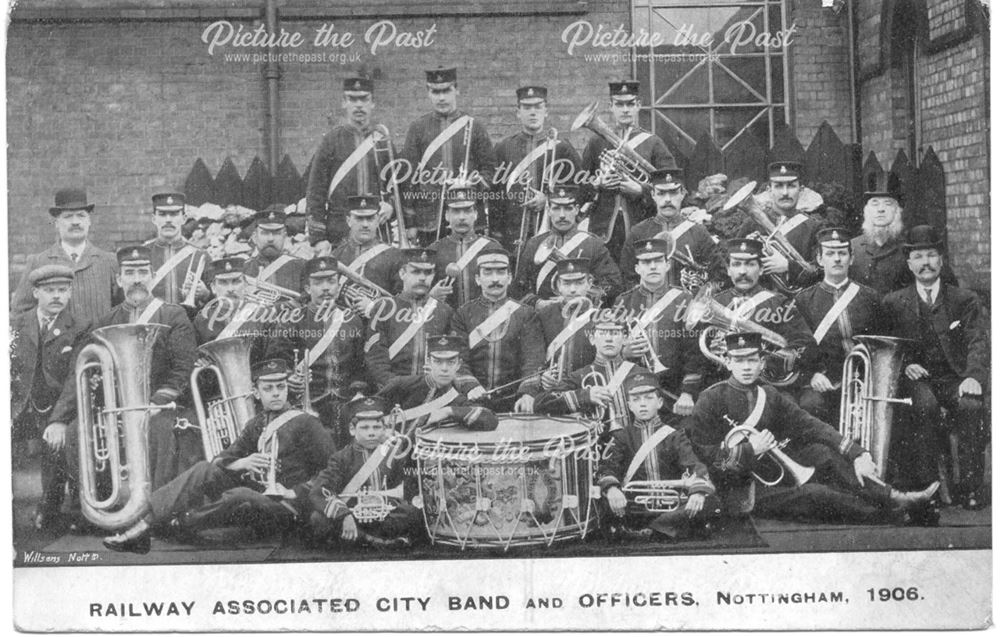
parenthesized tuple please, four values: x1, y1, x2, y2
(919, 278, 941, 304)
(61, 241, 87, 260)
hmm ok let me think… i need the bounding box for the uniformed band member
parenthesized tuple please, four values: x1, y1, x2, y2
(537, 258, 598, 379)
(102, 359, 334, 554)
(10, 265, 91, 530)
(308, 396, 423, 549)
(144, 192, 211, 309)
(597, 371, 720, 541)
(491, 85, 582, 251)
(619, 167, 721, 291)
(579, 80, 675, 252)
(513, 185, 623, 304)
(331, 194, 405, 309)
(243, 207, 306, 302)
(882, 225, 989, 508)
(686, 332, 939, 524)
(401, 67, 496, 245)
(794, 228, 883, 422)
(305, 77, 397, 246)
(452, 247, 545, 413)
(427, 184, 502, 309)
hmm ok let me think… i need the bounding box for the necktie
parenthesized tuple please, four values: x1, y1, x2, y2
(69, 252, 78, 263)
(923, 287, 934, 306)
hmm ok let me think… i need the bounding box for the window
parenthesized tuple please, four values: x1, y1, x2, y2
(632, 0, 790, 153)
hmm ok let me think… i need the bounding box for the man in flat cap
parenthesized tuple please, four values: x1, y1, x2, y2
(305, 77, 400, 246)
(330, 194, 406, 313)
(10, 265, 91, 531)
(11, 187, 119, 323)
(400, 67, 496, 245)
(579, 80, 675, 255)
(242, 206, 306, 303)
(491, 85, 582, 251)
(143, 192, 211, 311)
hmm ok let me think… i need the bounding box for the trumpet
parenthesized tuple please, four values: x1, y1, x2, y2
(244, 275, 301, 306)
(622, 477, 693, 513)
(371, 124, 410, 249)
(723, 418, 815, 487)
(721, 181, 818, 295)
(181, 254, 207, 308)
(626, 319, 668, 374)
(252, 435, 283, 499)
(294, 349, 319, 418)
(571, 102, 654, 184)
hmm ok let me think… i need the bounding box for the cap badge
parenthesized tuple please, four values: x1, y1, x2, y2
(353, 80, 362, 90)
(831, 231, 840, 241)
(268, 212, 276, 220)
(618, 85, 628, 94)
(437, 337, 448, 346)
(131, 249, 140, 259)
(740, 242, 747, 252)
(779, 165, 788, 174)
(267, 361, 278, 370)
(526, 88, 534, 96)
(737, 336, 746, 347)
(166, 196, 174, 205)
(224, 262, 233, 272)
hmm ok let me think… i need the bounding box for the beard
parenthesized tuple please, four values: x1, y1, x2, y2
(125, 283, 150, 305)
(862, 212, 904, 245)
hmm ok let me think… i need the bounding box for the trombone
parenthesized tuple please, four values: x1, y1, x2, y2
(371, 124, 410, 249)
(435, 119, 474, 242)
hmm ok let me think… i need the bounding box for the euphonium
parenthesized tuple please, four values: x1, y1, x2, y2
(571, 102, 654, 183)
(335, 260, 392, 312)
(840, 335, 913, 478)
(721, 181, 818, 295)
(191, 336, 256, 458)
(622, 478, 692, 513)
(723, 419, 815, 487)
(244, 275, 301, 306)
(76, 323, 170, 530)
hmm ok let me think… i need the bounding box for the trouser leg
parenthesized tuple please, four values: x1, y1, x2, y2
(892, 380, 942, 488)
(940, 385, 987, 496)
(182, 487, 295, 536)
(149, 460, 241, 523)
(797, 388, 838, 423)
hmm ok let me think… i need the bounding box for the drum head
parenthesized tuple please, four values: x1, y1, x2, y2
(417, 414, 588, 445)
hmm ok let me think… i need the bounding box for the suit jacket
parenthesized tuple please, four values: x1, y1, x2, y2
(881, 283, 989, 385)
(849, 234, 959, 296)
(11, 242, 119, 323)
(10, 308, 91, 423)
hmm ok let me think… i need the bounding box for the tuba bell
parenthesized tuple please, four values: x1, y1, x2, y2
(190, 336, 257, 459)
(840, 335, 913, 478)
(76, 323, 170, 530)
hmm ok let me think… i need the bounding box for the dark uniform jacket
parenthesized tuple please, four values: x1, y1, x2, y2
(400, 111, 496, 232)
(215, 406, 334, 513)
(596, 419, 714, 496)
(452, 296, 545, 395)
(537, 300, 597, 377)
(376, 374, 499, 431)
(535, 359, 652, 432)
(243, 254, 306, 300)
(614, 284, 705, 396)
(619, 216, 723, 288)
(740, 212, 823, 291)
(330, 240, 405, 297)
(794, 280, 884, 379)
(881, 283, 989, 385)
(11, 242, 120, 324)
(307, 441, 407, 522)
(304, 124, 396, 244)
(191, 296, 287, 367)
(579, 126, 674, 240)
(144, 237, 211, 306)
(514, 228, 623, 302)
(849, 234, 959, 296)
(10, 308, 91, 425)
(427, 233, 503, 309)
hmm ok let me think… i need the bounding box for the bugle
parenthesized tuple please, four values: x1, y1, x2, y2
(723, 419, 815, 487)
(190, 336, 256, 459)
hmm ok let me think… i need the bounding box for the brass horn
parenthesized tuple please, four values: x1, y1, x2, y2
(571, 102, 654, 183)
(622, 478, 692, 513)
(723, 420, 815, 487)
(191, 336, 257, 459)
(76, 324, 171, 530)
(244, 275, 301, 307)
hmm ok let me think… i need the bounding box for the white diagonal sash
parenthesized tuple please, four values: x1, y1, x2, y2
(341, 439, 395, 496)
(348, 244, 390, 274)
(306, 309, 349, 366)
(669, 220, 694, 241)
(469, 300, 519, 348)
(605, 361, 636, 394)
(388, 298, 438, 359)
(149, 245, 196, 289)
(623, 422, 677, 484)
(731, 289, 775, 321)
(547, 307, 595, 360)
(505, 139, 556, 191)
(327, 133, 378, 197)
(626, 132, 652, 150)
(256, 409, 303, 451)
(218, 300, 257, 340)
(812, 283, 860, 344)
(741, 387, 767, 431)
(453, 237, 492, 271)
(257, 255, 294, 283)
(417, 115, 472, 173)
(535, 232, 588, 291)
(776, 213, 809, 237)
(135, 298, 164, 325)
(635, 288, 683, 331)
(398, 388, 459, 422)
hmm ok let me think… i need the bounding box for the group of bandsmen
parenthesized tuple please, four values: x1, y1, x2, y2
(10, 69, 989, 554)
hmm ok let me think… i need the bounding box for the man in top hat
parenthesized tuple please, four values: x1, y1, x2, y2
(579, 80, 675, 254)
(12, 187, 119, 324)
(366, 248, 477, 394)
(305, 77, 400, 246)
(143, 192, 211, 310)
(619, 167, 723, 291)
(49, 246, 201, 494)
(10, 265, 91, 530)
(491, 85, 582, 251)
(613, 237, 705, 418)
(597, 371, 720, 541)
(452, 247, 545, 413)
(242, 206, 306, 303)
(701, 237, 815, 388)
(513, 185, 623, 304)
(102, 358, 334, 554)
(308, 395, 423, 549)
(537, 258, 598, 383)
(265, 256, 369, 449)
(685, 332, 939, 524)
(793, 228, 885, 423)
(330, 194, 406, 312)
(427, 183, 503, 309)
(400, 67, 496, 245)
(881, 225, 989, 509)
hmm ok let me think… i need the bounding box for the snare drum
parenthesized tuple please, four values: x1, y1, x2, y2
(414, 414, 597, 550)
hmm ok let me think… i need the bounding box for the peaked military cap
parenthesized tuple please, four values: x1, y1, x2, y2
(624, 371, 660, 396)
(347, 194, 380, 215)
(252, 358, 292, 382)
(555, 257, 589, 280)
(768, 161, 802, 183)
(210, 256, 246, 281)
(725, 238, 764, 260)
(427, 334, 463, 358)
(445, 185, 477, 208)
(425, 67, 457, 84)
(649, 168, 684, 192)
(117, 246, 152, 266)
(305, 256, 340, 278)
(516, 86, 548, 104)
(343, 77, 373, 94)
(816, 227, 851, 249)
(548, 185, 580, 205)
(633, 237, 672, 260)
(725, 332, 763, 356)
(152, 192, 186, 210)
(348, 396, 388, 421)
(402, 247, 437, 266)
(609, 81, 640, 98)
(256, 206, 287, 230)
(476, 247, 510, 269)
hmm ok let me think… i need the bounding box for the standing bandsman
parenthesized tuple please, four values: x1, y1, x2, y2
(513, 185, 623, 304)
(10, 265, 91, 530)
(331, 194, 406, 308)
(615, 237, 704, 419)
(242, 206, 306, 303)
(537, 258, 598, 382)
(794, 228, 883, 423)
(400, 67, 496, 245)
(491, 85, 582, 252)
(144, 192, 211, 309)
(619, 168, 722, 291)
(266, 256, 368, 448)
(50, 246, 200, 491)
(452, 248, 545, 413)
(427, 184, 502, 309)
(882, 226, 989, 509)
(579, 81, 674, 254)
(305, 77, 398, 246)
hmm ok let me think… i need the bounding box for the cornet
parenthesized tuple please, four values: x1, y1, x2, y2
(722, 417, 815, 487)
(622, 477, 694, 513)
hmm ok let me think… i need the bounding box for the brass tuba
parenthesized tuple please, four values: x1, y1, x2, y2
(840, 335, 913, 478)
(190, 336, 256, 459)
(721, 181, 818, 295)
(76, 324, 170, 530)
(571, 102, 654, 183)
